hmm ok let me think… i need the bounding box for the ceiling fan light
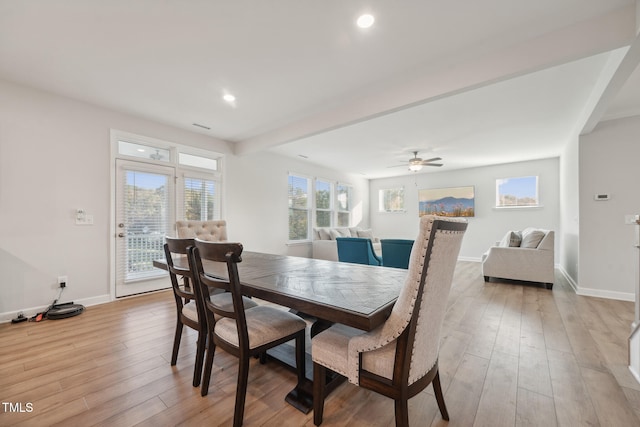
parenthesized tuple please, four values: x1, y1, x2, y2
(409, 163, 422, 172)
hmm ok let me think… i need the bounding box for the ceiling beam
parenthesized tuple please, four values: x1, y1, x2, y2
(233, 5, 636, 156)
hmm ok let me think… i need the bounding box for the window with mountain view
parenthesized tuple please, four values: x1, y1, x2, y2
(496, 176, 539, 207)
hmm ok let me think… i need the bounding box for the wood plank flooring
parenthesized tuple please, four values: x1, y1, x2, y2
(1, 261, 640, 426)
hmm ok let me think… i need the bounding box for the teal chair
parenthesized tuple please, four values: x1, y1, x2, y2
(380, 239, 414, 269)
(336, 237, 382, 266)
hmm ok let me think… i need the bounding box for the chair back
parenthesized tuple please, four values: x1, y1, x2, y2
(380, 239, 414, 269)
(354, 216, 466, 386)
(336, 237, 382, 266)
(397, 216, 466, 384)
(176, 220, 228, 241)
(188, 240, 250, 350)
(163, 236, 197, 311)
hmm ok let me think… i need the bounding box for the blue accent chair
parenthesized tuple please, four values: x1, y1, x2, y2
(336, 237, 383, 266)
(380, 239, 414, 269)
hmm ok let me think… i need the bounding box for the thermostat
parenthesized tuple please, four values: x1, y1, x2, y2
(594, 194, 610, 201)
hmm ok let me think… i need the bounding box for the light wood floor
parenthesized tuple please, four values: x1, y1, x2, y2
(1, 261, 640, 426)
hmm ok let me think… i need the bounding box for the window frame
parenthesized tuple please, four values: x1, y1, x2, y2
(495, 175, 540, 208)
(335, 183, 353, 227)
(378, 187, 406, 213)
(288, 173, 312, 243)
(314, 178, 334, 228)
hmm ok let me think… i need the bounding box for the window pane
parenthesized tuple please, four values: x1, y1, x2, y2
(179, 153, 218, 171)
(123, 170, 169, 281)
(288, 175, 309, 209)
(316, 180, 331, 209)
(288, 174, 310, 240)
(289, 209, 309, 240)
(496, 176, 539, 207)
(336, 184, 351, 211)
(184, 177, 218, 220)
(316, 211, 331, 227)
(379, 188, 405, 212)
(118, 140, 170, 162)
(337, 212, 350, 227)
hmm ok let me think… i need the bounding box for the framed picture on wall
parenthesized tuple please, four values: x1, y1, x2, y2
(418, 186, 475, 217)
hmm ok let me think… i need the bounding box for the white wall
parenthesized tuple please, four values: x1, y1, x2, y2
(0, 79, 231, 319)
(225, 151, 369, 258)
(0, 79, 371, 321)
(579, 115, 640, 300)
(559, 134, 580, 287)
(369, 158, 560, 261)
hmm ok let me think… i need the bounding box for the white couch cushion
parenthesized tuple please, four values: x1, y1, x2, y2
(357, 229, 374, 239)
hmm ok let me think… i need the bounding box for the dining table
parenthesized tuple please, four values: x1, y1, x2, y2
(153, 250, 407, 413)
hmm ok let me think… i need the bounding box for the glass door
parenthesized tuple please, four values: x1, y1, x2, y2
(115, 159, 175, 297)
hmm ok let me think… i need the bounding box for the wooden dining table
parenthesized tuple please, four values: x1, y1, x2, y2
(153, 250, 407, 412)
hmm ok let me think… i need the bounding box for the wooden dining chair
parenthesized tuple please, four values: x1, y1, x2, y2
(188, 240, 307, 427)
(164, 237, 257, 388)
(312, 215, 468, 426)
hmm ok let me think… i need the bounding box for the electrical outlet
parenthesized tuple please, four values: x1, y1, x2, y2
(58, 276, 68, 288)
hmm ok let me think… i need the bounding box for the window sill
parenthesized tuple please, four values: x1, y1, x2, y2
(286, 240, 312, 246)
(493, 205, 543, 211)
(378, 210, 407, 214)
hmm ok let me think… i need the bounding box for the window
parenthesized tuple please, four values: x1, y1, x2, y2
(315, 179, 333, 227)
(288, 174, 311, 241)
(183, 176, 220, 220)
(336, 184, 352, 227)
(496, 176, 539, 207)
(112, 129, 223, 297)
(379, 187, 405, 212)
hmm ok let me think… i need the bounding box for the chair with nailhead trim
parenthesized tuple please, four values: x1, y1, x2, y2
(312, 215, 468, 427)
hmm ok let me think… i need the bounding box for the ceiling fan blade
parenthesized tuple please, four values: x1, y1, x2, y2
(386, 164, 408, 168)
(424, 163, 443, 167)
(420, 157, 442, 163)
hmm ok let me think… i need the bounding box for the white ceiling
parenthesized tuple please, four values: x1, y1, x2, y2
(1, 1, 639, 178)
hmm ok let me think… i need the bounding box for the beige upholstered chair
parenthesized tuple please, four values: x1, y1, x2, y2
(163, 237, 257, 388)
(176, 220, 228, 241)
(312, 215, 467, 426)
(188, 240, 307, 427)
(481, 228, 554, 289)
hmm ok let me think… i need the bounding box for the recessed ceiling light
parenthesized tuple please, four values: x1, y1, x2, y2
(137, 148, 146, 152)
(223, 94, 236, 103)
(356, 14, 375, 29)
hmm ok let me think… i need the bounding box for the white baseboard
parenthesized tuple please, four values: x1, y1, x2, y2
(0, 294, 111, 324)
(574, 287, 635, 302)
(557, 264, 579, 293)
(459, 256, 482, 262)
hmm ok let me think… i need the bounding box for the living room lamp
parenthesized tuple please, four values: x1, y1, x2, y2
(409, 162, 423, 172)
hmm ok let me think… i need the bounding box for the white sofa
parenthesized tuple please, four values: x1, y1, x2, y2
(481, 228, 554, 289)
(312, 227, 381, 261)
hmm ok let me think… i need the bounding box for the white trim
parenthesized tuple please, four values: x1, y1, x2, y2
(0, 294, 111, 324)
(574, 286, 635, 302)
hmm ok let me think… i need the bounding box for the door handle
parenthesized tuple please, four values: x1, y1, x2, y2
(118, 233, 125, 238)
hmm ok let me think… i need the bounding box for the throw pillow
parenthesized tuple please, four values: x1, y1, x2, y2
(318, 228, 331, 240)
(329, 228, 351, 240)
(508, 231, 522, 247)
(520, 229, 545, 248)
(357, 229, 374, 239)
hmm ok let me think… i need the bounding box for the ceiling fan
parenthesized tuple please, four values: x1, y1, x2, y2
(390, 151, 443, 172)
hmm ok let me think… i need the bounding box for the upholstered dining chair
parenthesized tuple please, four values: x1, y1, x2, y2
(312, 215, 467, 426)
(176, 220, 228, 241)
(163, 237, 257, 388)
(381, 239, 415, 269)
(336, 237, 383, 266)
(188, 240, 307, 427)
